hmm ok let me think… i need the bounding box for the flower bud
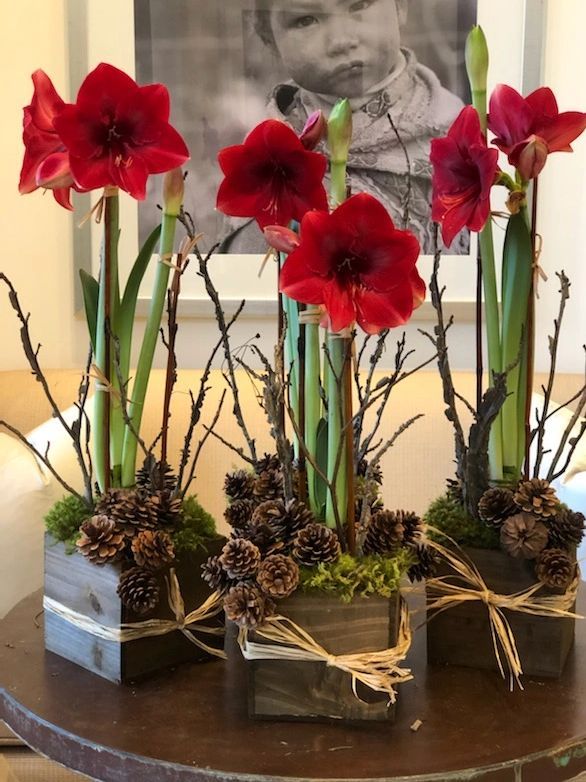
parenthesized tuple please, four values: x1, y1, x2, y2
(299, 111, 327, 150)
(327, 99, 353, 163)
(263, 225, 300, 254)
(466, 26, 489, 95)
(163, 167, 184, 216)
(517, 136, 549, 181)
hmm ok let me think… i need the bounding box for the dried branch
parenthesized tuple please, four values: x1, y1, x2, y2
(369, 414, 425, 471)
(546, 345, 586, 482)
(387, 112, 412, 230)
(181, 390, 227, 495)
(111, 332, 150, 459)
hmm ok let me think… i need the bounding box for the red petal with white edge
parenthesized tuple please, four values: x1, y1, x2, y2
(355, 284, 414, 334)
(323, 277, 356, 333)
(135, 123, 190, 174)
(36, 151, 72, 188)
(110, 153, 149, 200)
(75, 63, 137, 115)
(29, 70, 65, 132)
(279, 250, 327, 306)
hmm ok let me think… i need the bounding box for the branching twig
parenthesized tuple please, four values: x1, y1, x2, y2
(387, 112, 412, 230)
(546, 345, 586, 482)
(181, 390, 227, 495)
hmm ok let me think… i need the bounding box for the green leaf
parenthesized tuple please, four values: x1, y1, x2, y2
(79, 269, 99, 351)
(314, 416, 328, 516)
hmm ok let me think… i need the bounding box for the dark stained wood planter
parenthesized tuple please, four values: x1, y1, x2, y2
(228, 591, 400, 722)
(427, 546, 576, 678)
(44, 533, 225, 683)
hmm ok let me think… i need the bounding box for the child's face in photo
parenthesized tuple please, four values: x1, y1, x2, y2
(268, 0, 407, 98)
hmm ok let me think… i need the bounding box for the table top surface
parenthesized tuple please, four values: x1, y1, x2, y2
(1, 590, 585, 782)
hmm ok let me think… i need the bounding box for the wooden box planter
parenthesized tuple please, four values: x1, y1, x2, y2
(44, 533, 225, 683)
(426, 546, 576, 678)
(229, 591, 400, 722)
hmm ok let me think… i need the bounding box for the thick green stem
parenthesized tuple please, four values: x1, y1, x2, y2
(325, 334, 347, 531)
(282, 285, 300, 460)
(304, 313, 321, 514)
(330, 161, 347, 207)
(120, 211, 178, 486)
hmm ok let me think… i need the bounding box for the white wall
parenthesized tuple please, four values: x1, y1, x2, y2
(1, 0, 584, 374)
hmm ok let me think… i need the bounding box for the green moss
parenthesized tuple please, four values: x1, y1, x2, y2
(426, 493, 500, 550)
(172, 495, 217, 553)
(299, 550, 415, 603)
(44, 494, 91, 547)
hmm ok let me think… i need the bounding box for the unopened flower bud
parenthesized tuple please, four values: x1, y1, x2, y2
(163, 167, 184, 216)
(465, 25, 489, 95)
(299, 111, 327, 150)
(517, 136, 549, 181)
(327, 99, 352, 164)
(263, 225, 300, 254)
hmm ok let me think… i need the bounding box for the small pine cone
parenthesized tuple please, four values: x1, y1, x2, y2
(408, 543, 438, 583)
(253, 468, 284, 502)
(257, 554, 299, 598)
(95, 489, 158, 538)
(282, 499, 316, 542)
(76, 515, 126, 565)
(224, 498, 256, 532)
(201, 555, 229, 592)
(500, 512, 549, 559)
(219, 538, 261, 579)
(548, 508, 586, 549)
(246, 516, 284, 555)
(224, 469, 256, 501)
(135, 456, 177, 493)
(357, 458, 383, 485)
(251, 500, 288, 538)
(478, 487, 517, 527)
(514, 478, 559, 519)
(131, 530, 175, 571)
(117, 566, 160, 615)
(224, 582, 268, 628)
(536, 548, 575, 589)
(255, 453, 281, 475)
(363, 510, 405, 555)
(147, 490, 182, 527)
(292, 523, 341, 567)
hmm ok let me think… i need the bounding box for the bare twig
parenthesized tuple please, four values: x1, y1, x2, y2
(546, 345, 586, 483)
(182, 390, 227, 495)
(387, 112, 412, 230)
(111, 332, 150, 459)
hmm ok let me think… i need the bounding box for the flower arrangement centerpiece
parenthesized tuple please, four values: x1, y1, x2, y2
(425, 27, 586, 680)
(6, 64, 228, 683)
(201, 104, 435, 721)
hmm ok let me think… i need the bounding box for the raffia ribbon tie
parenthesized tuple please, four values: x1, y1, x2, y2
(43, 568, 226, 658)
(88, 364, 122, 399)
(533, 233, 547, 299)
(238, 598, 413, 703)
(77, 195, 106, 228)
(298, 308, 323, 326)
(425, 534, 582, 690)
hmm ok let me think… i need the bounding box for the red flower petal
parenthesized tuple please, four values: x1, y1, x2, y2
(354, 284, 414, 334)
(279, 250, 327, 305)
(539, 111, 586, 153)
(69, 153, 111, 192)
(489, 84, 533, 153)
(28, 70, 64, 133)
(323, 277, 356, 333)
(52, 187, 74, 211)
(525, 87, 558, 122)
(109, 152, 149, 200)
(135, 123, 190, 173)
(53, 104, 104, 159)
(410, 268, 426, 308)
(36, 151, 73, 188)
(75, 63, 137, 115)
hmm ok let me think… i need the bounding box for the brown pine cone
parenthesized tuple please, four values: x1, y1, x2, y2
(219, 538, 261, 579)
(76, 515, 126, 565)
(478, 487, 517, 527)
(257, 554, 299, 598)
(201, 555, 229, 592)
(282, 499, 316, 542)
(548, 508, 585, 549)
(355, 477, 384, 521)
(131, 530, 175, 571)
(224, 469, 256, 501)
(135, 456, 177, 493)
(117, 566, 160, 615)
(147, 490, 182, 527)
(500, 512, 549, 559)
(363, 510, 405, 555)
(514, 478, 559, 519)
(250, 500, 288, 540)
(224, 498, 256, 532)
(253, 468, 284, 502)
(536, 548, 575, 589)
(357, 458, 383, 485)
(95, 488, 158, 538)
(246, 516, 284, 555)
(292, 523, 341, 566)
(224, 582, 270, 628)
(400, 511, 424, 546)
(255, 453, 281, 475)
(408, 543, 438, 583)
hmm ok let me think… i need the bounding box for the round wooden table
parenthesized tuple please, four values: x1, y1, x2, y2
(1, 590, 585, 782)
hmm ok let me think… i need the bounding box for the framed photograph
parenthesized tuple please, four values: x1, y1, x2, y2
(68, 0, 546, 318)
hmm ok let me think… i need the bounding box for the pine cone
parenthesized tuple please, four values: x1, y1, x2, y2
(224, 469, 256, 501)
(408, 543, 438, 583)
(246, 516, 284, 555)
(251, 500, 288, 538)
(536, 548, 575, 589)
(363, 510, 405, 555)
(135, 456, 176, 493)
(402, 512, 425, 546)
(478, 487, 517, 527)
(282, 499, 316, 542)
(76, 515, 126, 565)
(147, 490, 182, 527)
(253, 468, 284, 502)
(500, 512, 549, 559)
(255, 453, 281, 475)
(292, 523, 341, 566)
(514, 478, 559, 519)
(201, 555, 229, 592)
(355, 477, 384, 522)
(224, 582, 270, 628)
(117, 566, 160, 615)
(131, 530, 175, 571)
(257, 554, 299, 598)
(224, 499, 256, 532)
(95, 489, 157, 538)
(446, 477, 463, 504)
(357, 458, 383, 485)
(219, 538, 261, 579)
(548, 508, 585, 549)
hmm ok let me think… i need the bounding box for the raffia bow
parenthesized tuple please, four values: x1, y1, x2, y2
(43, 568, 226, 658)
(238, 597, 412, 702)
(425, 537, 581, 689)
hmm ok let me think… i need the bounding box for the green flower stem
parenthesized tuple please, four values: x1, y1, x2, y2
(94, 191, 119, 493)
(325, 333, 347, 531)
(282, 287, 300, 459)
(120, 211, 178, 486)
(304, 311, 321, 514)
(330, 161, 347, 207)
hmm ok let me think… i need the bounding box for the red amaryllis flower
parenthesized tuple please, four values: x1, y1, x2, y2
(19, 70, 76, 210)
(488, 84, 586, 180)
(431, 106, 499, 246)
(216, 120, 328, 229)
(279, 193, 422, 334)
(53, 63, 189, 200)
